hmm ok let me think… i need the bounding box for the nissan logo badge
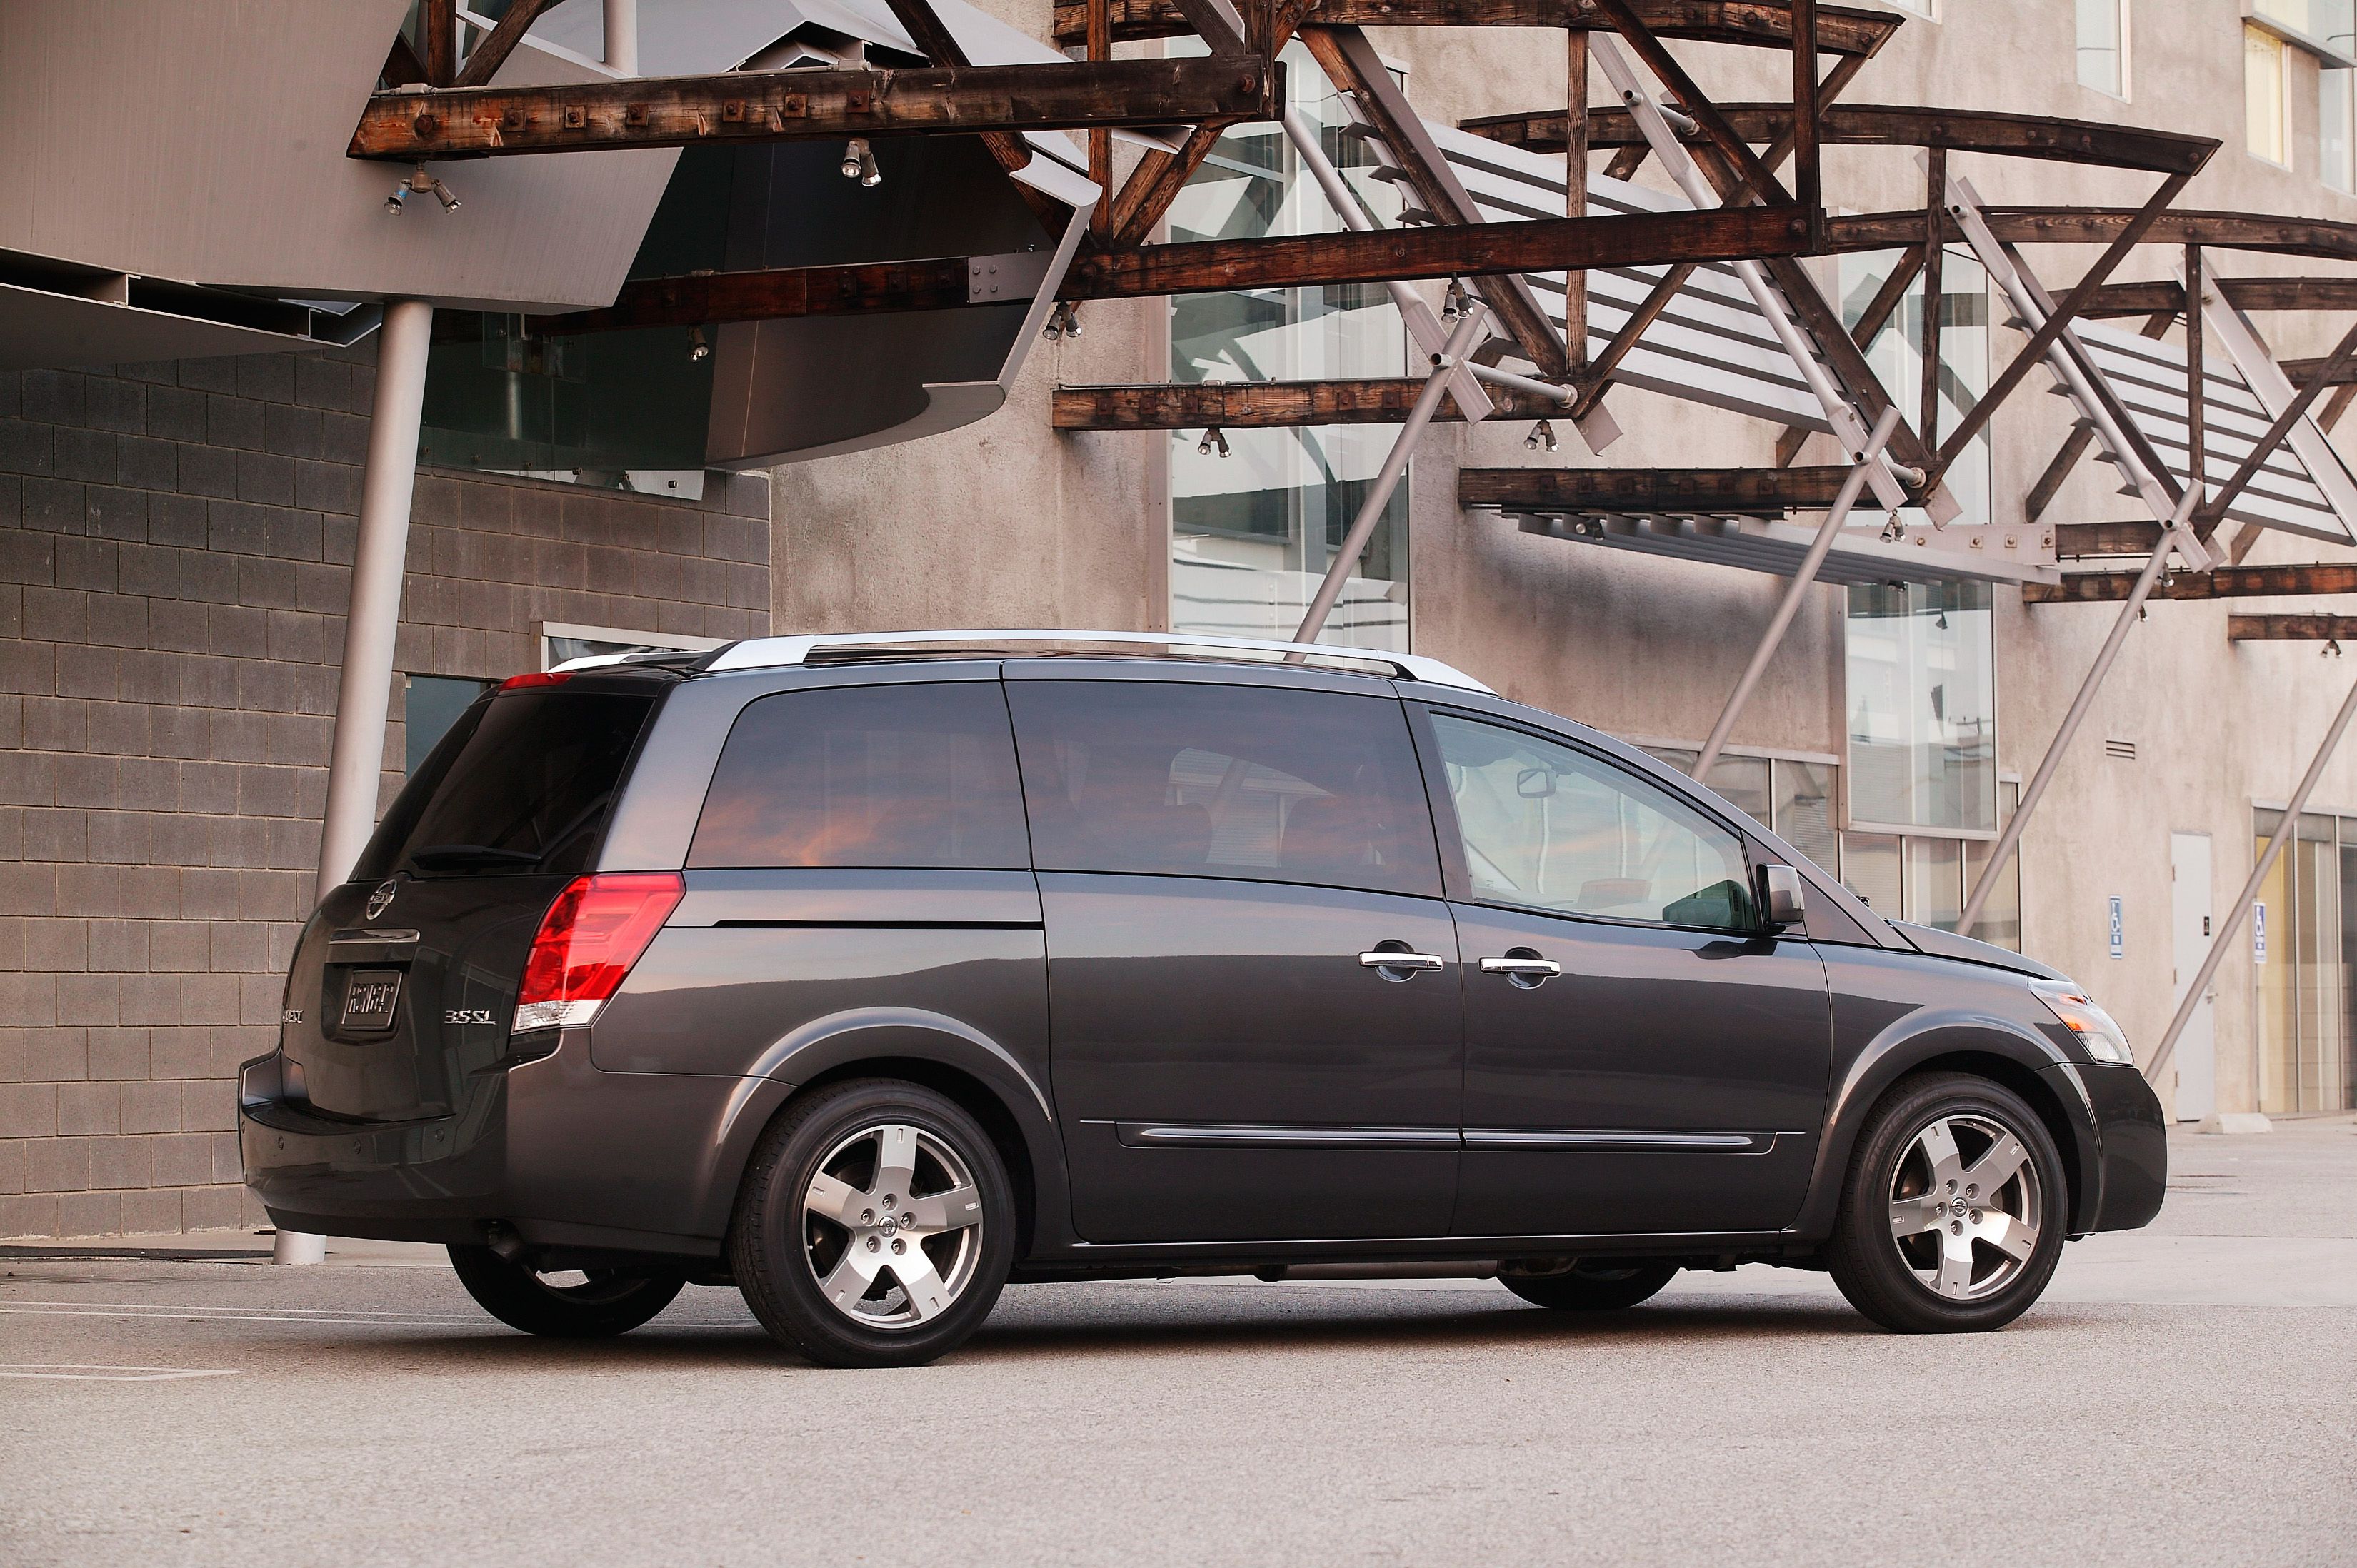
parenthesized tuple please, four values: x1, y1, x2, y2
(366, 880, 399, 920)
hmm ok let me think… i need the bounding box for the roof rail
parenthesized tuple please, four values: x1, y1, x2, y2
(701, 629, 1494, 693)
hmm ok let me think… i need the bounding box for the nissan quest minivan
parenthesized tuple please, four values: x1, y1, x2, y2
(241, 630, 2165, 1367)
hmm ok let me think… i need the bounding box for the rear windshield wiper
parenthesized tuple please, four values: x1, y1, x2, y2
(408, 843, 543, 870)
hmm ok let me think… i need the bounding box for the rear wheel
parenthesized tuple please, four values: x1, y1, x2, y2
(1501, 1260, 1680, 1311)
(729, 1078, 1015, 1368)
(1826, 1072, 2068, 1333)
(446, 1246, 685, 1337)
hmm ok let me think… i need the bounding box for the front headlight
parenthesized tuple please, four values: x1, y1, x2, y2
(2031, 979, 2136, 1065)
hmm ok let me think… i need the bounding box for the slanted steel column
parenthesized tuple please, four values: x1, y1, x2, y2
(2146, 668, 2357, 1084)
(1958, 483, 2203, 933)
(286, 298, 434, 1265)
(604, 0, 638, 74)
(1694, 406, 1898, 780)
(1294, 303, 1487, 645)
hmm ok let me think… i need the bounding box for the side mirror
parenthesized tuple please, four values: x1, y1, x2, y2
(1756, 863, 1807, 930)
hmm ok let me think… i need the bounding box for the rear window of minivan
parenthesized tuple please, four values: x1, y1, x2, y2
(354, 688, 656, 881)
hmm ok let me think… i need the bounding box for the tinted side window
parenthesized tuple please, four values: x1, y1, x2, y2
(1007, 680, 1441, 897)
(1430, 713, 1757, 929)
(689, 683, 1029, 870)
(356, 689, 654, 881)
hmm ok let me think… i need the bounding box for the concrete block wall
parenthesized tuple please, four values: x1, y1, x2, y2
(0, 344, 770, 1237)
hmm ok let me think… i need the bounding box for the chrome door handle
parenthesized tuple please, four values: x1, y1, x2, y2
(1359, 951, 1446, 972)
(1479, 957, 1561, 977)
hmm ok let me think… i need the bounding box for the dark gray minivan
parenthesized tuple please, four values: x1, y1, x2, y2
(242, 631, 2165, 1366)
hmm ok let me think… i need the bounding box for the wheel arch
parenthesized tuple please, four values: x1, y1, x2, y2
(696, 1011, 1072, 1257)
(1792, 1019, 2101, 1241)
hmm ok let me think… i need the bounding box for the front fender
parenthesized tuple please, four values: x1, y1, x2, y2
(1788, 996, 2101, 1242)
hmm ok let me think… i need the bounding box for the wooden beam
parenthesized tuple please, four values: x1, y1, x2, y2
(381, 31, 428, 89)
(422, 0, 456, 87)
(451, 0, 559, 89)
(2184, 247, 2205, 516)
(1096, 0, 1273, 246)
(880, 0, 1067, 229)
(1582, 263, 1696, 418)
(349, 56, 1281, 159)
(1085, 0, 1111, 240)
(2053, 521, 2166, 558)
(1052, 378, 1559, 426)
(1461, 103, 2215, 176)
(1917, 146, 1943, 450)
(1302, 24, 1571, 377)
(2024, 563, 2357, 603)
(1051, 0, 1900, 54)
(1790, 0, 1818, 223)
(529, 258, 979, 335)
(1460, 465, 1862, 513)
(2230, 614, 2357, 640)
(1059, 203, 1813, 298)
(1823, 208, 2357, 263)
(1602, 144, 1648, 179)
(1770, 244, 1918, 466)
(1565, 28, 1589, 368)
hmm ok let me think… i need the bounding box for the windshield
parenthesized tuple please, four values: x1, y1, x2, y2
(351, 688, 655, 882)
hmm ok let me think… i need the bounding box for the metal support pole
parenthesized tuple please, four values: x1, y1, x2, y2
(1278, 106, 1493, 423)
(2146, 667, 2357, 1083)
(604, 0, 638, 74)
(1694, 406, 1899, 780)
(1293, 303, 1487, 645)
(282, 299, 434, 1265)
(1958, 483, 2201, 933)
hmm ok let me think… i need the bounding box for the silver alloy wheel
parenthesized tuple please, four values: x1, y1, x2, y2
(1886, 1112, 2043, 1300)
(800, 1122, 984, 1330)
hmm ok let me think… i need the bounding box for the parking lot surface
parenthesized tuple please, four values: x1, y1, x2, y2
(4, 1117, 2352, 1567)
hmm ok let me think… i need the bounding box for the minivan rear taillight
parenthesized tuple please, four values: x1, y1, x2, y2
(512, 873, 684, 1032)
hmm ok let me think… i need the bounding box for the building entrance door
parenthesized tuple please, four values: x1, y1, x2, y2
(2171, 831, 2216, 1122)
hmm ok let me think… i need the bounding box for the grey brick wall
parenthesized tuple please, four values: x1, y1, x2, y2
(0, 345, 770, 1237)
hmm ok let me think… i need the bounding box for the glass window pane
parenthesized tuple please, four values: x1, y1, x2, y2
(1428, 715, 1756, 928)
(402, 675, 491, 777)
(1701, 755, 1771, 825)
(1846, 581, 1998, 832)
(1906, 837, 1965, 933)
(1771, 760, 1840, 878)
(2297, 814, 2341, 1110)
(1842, 832, 1903, 918)
(2340, 822, 2357, 1109)
(1009, 682, 1439, 895)
(2256, 809, 2294, 1114)
(1843, 248, 1990, 530)
(1965, 780, 2021, 951)
(2247, 25, 2288, 164)
(690, 684, 1030, 870)
(2323, 66, 2353, 193)
(357, 690, 654, 882)
(2076, 0, 2123, 96)
(1168, 43, 1410, 651)
(1639, 745, 1698, 775)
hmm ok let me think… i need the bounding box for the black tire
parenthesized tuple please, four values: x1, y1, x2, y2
(1826, 1072, 2069, 1333)
(729, 1078, 1016, 1368)
(446, 1245, 686, 1337)
(1501, 1260, 1680, 1311)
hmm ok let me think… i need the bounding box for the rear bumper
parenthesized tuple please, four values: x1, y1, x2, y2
(239, 1032, 768, 1261)
(2046, 1060, 2167, 1232)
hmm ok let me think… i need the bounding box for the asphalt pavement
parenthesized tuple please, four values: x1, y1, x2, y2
(4, 1116, 2352, 1567)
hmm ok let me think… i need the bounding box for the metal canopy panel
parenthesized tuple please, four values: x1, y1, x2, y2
(1511, 511, 2056, 588)
(1425, 123, 1836, 431)
(0, 0, 677, 313)
(0, 280, 331, 373)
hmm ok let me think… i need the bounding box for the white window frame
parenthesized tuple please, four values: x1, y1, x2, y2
(2076, 0, 2131, 101)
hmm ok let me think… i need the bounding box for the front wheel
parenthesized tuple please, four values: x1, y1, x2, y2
(1501, 1260, 1680, 1311)
(729, 1078, 1015, 1368)
(446, 1246, 686, 1337)
(1826, 1072, 2068, 1333)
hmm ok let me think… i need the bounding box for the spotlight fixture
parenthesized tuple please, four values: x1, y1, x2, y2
(1197, 426, 1231, 458)
(840, 137, 882, 186)
(1043, 301, 1081, 341)
(1881, 517, 1906, 543)
(689, 326, 711, 363)
(386, 164, 459, 214)
(2328, 639, 2344, 658)
(1523, 419, 1558, 453)
(1442, 277, 1468, 323)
